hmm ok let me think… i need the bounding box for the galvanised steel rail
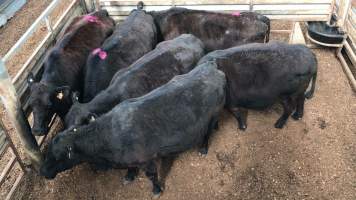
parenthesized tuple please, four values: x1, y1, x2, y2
(0, 0, 91, 199)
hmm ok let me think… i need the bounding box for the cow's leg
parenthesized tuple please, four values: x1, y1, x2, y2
(214, 120, 219, 130)
(230, 107, 248, 130)
(292, 93, 305, 120)
(123, 167, 139, 185)
(144, 161, 162, 197)
(275, 97, 293, 128)
(199, 116, 218, 155)
(160, 156, 176, 189)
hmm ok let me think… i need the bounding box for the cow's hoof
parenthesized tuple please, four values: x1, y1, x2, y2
(153, 193, 161, 199)
(198, 148, 208, 156)
(123, 179, 132, 185)
(152, 188, 162, 199)
(32, 132, 46, 136)
(292, 112, 303, 120)
(123, 177, 134, 185)
(238, 125, 247, 131)
(274, 122, 284, 129)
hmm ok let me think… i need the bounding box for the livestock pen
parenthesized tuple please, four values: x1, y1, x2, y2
(0, 0, 355, 199)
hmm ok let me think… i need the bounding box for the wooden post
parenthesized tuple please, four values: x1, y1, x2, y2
(337, 0, 352, 28)
(289, 22, 306, 45)
(0, 59, 43, 171)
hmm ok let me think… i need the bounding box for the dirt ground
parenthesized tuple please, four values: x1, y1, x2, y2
(0, 0, 51, 57)
(0, 0, 73, 77)
(0, 1, 73, 199)
(11, 47, 356, 199)
(0, 3, 355, 199)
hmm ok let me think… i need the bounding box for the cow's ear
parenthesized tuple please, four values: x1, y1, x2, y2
(27, 72, 36, 86)
(71, 91, 80, 103)
(67, 146, 74, 159)
(54, 86, 71, 101)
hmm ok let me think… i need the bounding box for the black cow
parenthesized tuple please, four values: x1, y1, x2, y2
(27, 10, 115, 136)
(83, 8, 157, 102)
(149, 7, 270, 52)
(65, 34, 204, 127)
(198, 42, 318, 129)
(40, 61, 226, 197)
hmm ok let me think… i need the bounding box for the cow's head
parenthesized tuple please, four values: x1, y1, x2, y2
(40, 129, 81, 179)
(64, 92, 97, 128)
(27, 73, 72, 136)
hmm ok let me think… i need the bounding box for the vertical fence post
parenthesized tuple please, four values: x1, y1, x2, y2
(94, 0, 100, 11)
(337, 0, 351, 28)
(327, 0, 336, 25)
(0, 59, 43, 171)
(44, 16, 53, 33)
(249, 0, 253, 12)
(80, 0, 89, 13)
(0, 120, 26, 172)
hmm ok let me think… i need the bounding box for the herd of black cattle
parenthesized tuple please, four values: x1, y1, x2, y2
(26, 4, 317, 197)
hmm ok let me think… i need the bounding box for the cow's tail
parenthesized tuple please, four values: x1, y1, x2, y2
(304, 52, 318, 99)
(137, 1, 144, 10)
(305, 71, 317, 99)
(258, 15, 270, 43)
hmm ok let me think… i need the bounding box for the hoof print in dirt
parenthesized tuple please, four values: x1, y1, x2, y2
(317, 117, 328, 129)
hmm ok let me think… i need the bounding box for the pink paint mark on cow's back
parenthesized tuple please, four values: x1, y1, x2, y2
(232, 11, 241, 16)
(84, 15, 100, 23)
(92, 48, 107, 60)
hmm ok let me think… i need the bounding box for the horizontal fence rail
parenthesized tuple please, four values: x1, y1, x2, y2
(338, 1, 356, 92)
(0, 0, 86, 199)
(98, 0, 334, 22)
(13, 0, 84, 116)
(2, 0, 62, 62)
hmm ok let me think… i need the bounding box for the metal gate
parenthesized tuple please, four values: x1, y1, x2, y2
(0, 0, 85, 199)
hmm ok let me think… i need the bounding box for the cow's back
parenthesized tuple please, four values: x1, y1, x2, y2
(198, 42, 317, 109)
(105, 62, 226, 163)
(75, 34, 203, 119)
(150, 8, 269, 52)
(41, 11, 114, 90)
(83, 10, 157, 102)
(111, 34, 203, 98)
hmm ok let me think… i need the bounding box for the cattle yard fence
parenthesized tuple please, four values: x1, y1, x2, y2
(0, 0, 86, 199)
(99, 0, 336, 22)
(337, 1, 356, 92)
(97, 0, 356, 90)
(0, 0, 355, 199)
